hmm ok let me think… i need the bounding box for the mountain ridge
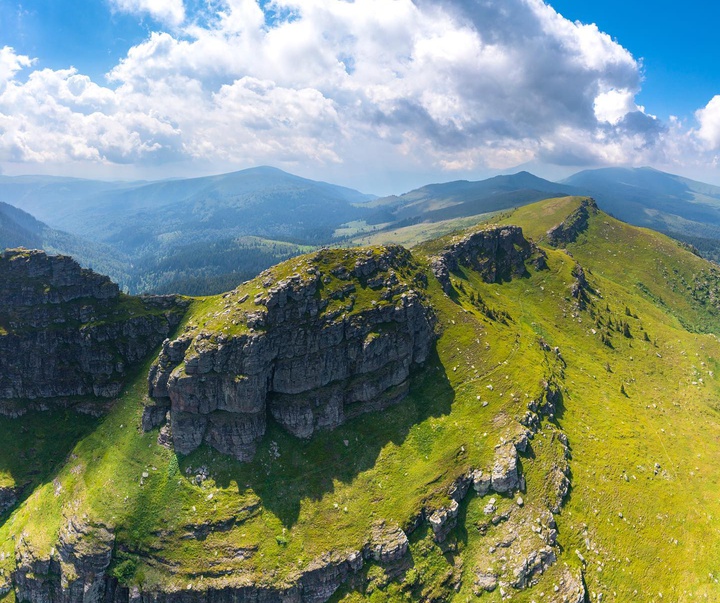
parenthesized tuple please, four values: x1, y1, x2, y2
(3, 196, 720, 601)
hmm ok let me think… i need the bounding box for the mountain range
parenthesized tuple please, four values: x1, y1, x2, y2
(3, 195, 720, 601)
(4, 165, 720, 294)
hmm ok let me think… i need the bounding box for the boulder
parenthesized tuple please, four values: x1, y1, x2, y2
(491, 444, 520, 494)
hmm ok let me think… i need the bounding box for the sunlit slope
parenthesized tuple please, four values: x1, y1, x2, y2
(495, 197, 720, 600)
(3, 197, 720, 602)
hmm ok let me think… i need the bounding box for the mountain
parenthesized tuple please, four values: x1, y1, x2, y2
(562, 166, 720, 239)
(4, 167, 375, 250)
(3, 197, 720, 601)
(1, 167, 376, 295)
(0, 201, 131, 286)
(367, 171, 575, 224)
(0, 175, 148, 226)
(7, 165, 720, 298)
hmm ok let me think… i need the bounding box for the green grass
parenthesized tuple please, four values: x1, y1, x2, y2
(5, 197, 720, 601)
(348, 213, 498, 248)
(0, 408, 98, 494)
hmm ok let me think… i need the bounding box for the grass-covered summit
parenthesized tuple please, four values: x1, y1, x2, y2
(2, 197, 720, 602)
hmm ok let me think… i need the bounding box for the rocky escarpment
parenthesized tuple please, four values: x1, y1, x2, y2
(430, 225, 547, 294)
(0, 249, 187, 409)
(13, 514, 115, 603)
(421, 377, 582, 602)
(546, 198, 598, 247)
(146, 246, 437, 461)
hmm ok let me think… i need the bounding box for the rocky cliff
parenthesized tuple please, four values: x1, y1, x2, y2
(430, 225, 547, 294)
(546, 197, 597, 246)
(0, 249, 187, 410)
(146, 246, 436, 460)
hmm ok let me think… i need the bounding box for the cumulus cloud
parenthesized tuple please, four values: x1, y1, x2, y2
(109, 0, 185, 27)
(0, 0, 717, 181)
(0, 46, 34, 85)
(696, 96, 720, 150)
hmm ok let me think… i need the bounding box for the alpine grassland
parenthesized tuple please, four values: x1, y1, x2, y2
(2, 196, 720, 602)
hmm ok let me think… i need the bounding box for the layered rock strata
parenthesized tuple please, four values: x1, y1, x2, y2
(0, 249, 186, 407)
(431, 225, 547, 294)
(147, 246, 437, 460)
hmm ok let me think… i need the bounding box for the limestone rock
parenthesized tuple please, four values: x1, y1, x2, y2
(511, 546, 557, 589)
(430, 225, 545, 294)
(472, 469, 492, 496)
(428, 499, 460, 543)
(0, 486, 18, 514)
(0, 249, 186, 408)
(149, 246, 437, 461)
(491, 443, 520, 494)
(474, 571, 499, 593)
(546, 198, 597, 247)
(14, 514, 115, 603)
(365, 522, 409, 564)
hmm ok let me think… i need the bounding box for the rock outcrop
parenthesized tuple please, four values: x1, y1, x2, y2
(13, 514, 114, 603)
(0, 249, 186, 408)
(0, 486, 17, 514)
(546, 198, 597, 247)
(147, 246, 437, 461)
(431, 225, 546, 294)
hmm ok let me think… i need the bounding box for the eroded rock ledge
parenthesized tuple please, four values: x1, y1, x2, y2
(0, 249, 187, 408)
(431, 225, 547, 294)
(147, 246, 437, 461)
(546, 198, 598, 247)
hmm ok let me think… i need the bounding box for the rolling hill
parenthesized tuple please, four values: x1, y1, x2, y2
(0, 201, 131, 286)
(0, 168, 377, 295)
(6, 165, 720, 297)
(365, 171, 574, 225)
(562, 166, 720, 240)
(3, 197, 720, 601)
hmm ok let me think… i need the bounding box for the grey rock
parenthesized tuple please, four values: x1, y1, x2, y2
(428, 499, 460, 543)
(546, 198, 597, 247)
(150, 246, 437, 461)
(491, 444, 520, 494)
(14, 514, 114, 603)
(474, 571, 499, 593)
(472, 469, 492, 496)
(430, 225, 546, 294)
(0, 249, 186, 407)
(365, 522, 409, 564)
(0, 486, 18, 514)
(511, 546, 557, 589)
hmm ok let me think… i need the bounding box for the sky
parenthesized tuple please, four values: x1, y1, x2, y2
(0, 0, 719, 194)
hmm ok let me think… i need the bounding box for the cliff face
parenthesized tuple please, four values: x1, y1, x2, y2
(430, 225, 546, 294)
(0, 249, 187, 408)
(147, 246, 437, 460)
(546, 197, 597, 246)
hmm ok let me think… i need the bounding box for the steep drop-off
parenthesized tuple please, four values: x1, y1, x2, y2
(146, 246, 437, 460)
(4, 200, 720, 603)
(0, 248, 186, 412)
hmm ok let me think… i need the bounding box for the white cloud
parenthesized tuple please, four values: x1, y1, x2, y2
(0, 0, 717, 183)
(0, 46, 34, 85)
(110, 0, 186, 27)
(696, 96, 720, 150)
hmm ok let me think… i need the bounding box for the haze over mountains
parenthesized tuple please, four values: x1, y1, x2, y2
(4, 165, 720, 294)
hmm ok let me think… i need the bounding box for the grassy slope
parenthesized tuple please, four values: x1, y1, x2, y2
(498, 197, 720, 600)
(347, 212, 498, 248)
(3, 198, 720, 601)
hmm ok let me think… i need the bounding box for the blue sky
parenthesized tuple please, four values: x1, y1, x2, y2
(550, 0, 720, 122)
(0, 0, 148, 79)
(0, 0, 719, 192)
